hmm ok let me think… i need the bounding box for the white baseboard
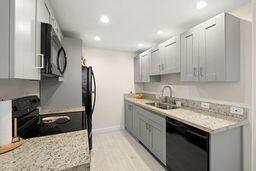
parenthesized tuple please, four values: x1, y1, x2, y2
(92, 125, 124, 134)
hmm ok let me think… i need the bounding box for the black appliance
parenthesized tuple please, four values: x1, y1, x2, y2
(166, 117, 209, 171)
(82, 66, 96, 150)
(13, 96, 85, 139)
(41, 23, 67, 77)
(12, 96, 40, 138)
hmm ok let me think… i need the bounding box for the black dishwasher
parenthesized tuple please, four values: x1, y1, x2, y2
(166, 117, 209, 171)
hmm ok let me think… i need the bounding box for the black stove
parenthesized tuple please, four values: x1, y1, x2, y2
(13, 96, 85, 139)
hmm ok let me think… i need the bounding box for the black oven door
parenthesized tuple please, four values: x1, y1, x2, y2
(39, 112, 85, 137)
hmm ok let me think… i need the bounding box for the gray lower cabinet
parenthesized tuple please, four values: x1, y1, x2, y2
(125, 103, 166, 165)
(125, 101, 243, 170)
(125, 102, 133, 133)
(149, 119, 166, 164)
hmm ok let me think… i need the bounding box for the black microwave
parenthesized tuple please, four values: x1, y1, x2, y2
(41, 23, 67, 77)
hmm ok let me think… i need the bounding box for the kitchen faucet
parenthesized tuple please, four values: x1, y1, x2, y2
(160, 85, 173, 103)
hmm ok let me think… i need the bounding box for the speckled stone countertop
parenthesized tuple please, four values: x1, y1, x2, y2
(39, 106, 85, 115)
(0, 130, 90, 171)
(125, 97, 248, 134)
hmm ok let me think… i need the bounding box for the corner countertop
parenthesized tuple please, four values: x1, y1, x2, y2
(0, 130, 90, 171)
(39, 106, 85, 115)
(125, 97, 248, 134)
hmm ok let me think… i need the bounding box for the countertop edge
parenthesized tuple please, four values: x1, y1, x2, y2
(125, 98, 248, 134)
(39, 106, 85, 115)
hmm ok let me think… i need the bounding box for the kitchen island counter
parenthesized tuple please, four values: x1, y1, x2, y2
(0, 130, 90, 171)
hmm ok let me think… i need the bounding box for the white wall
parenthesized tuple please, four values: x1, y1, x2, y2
(83, 47, 135, 131)
(41, 37, 82, 109)
(252, 0, 255, 170)
(0, 80, 39, 100)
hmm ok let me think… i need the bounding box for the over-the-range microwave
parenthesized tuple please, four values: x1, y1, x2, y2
(40, 23, 67, 77)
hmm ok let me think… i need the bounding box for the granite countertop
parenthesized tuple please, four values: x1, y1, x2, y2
(39, 106, 85, 115)
(125, 97, 248, 134)
(0, 130, 90, 171)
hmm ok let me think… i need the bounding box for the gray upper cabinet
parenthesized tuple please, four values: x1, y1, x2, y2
(134, 55, 141, 83)
(134, 50, 160, 83)
(181, 13, 240, 82)
(140, 51, 150, 82)
(0, 0, 62, 80)
(0, 0, 41, 80)
(161, 36, 181, 75)
(181, 26, 200, 81)
(150, 46, 162, 76)
(149, 36, 181, 76)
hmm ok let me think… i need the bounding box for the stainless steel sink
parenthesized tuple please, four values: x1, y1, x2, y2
(146, 102, 178, 110)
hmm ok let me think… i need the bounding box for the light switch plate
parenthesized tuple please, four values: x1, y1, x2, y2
(201, 102, 210, 109)
(230, 106, 244, 115)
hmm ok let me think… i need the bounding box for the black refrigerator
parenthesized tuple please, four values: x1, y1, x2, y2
(82, 66, 96, 150)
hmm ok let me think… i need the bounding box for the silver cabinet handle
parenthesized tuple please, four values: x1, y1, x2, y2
(200, 67, 203, 77)
(36, 54, 44, 69)
(162, 64, 164, 71)
(159, 64, 161, 72)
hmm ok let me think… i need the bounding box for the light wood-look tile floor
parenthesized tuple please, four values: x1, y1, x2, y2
(90, 130, 166, 171)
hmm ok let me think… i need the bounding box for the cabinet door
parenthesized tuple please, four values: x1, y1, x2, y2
(150, 47, 162, 75)
(133, 105, 140, 138)
(180, 27, 199, 81)
(162, 36, 181, 74)
(199, 14, 225, 81)
(35, 0, 51, 80)
(149, 120, 166, 164)
(125, 102, 133, 132)
(134, 56, 141, 83)
(0, 0, 10, 78)
(138, 113, 150, 149)
(140, 52, 150, 82)
(11, 0, 39, 79)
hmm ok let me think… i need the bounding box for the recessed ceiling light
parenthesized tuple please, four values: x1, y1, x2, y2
(100, 15, 110, 23)
(94, 36, 101, 41)
(197, 1, 207, 9)
(138, 43, 143, 47)
(157, 30, 164, 35)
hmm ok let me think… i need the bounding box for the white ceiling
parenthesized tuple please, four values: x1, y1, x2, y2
(50, 0, 250, 52)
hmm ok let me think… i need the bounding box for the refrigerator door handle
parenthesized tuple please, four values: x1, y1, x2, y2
(91, 71, 96, 115)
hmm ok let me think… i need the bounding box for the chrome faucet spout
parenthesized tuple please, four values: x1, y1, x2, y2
(160, 85, 173, 103)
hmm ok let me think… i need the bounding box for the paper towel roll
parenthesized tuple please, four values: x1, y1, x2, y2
(0, 100, 12, 146)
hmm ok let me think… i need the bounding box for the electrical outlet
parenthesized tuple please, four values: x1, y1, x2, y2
(230, 106, 244, 115)
(201, 102, 210, 109)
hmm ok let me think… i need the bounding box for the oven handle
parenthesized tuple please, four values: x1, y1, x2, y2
(166, 120, 182, 128)
(42, 116, 71, 124)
